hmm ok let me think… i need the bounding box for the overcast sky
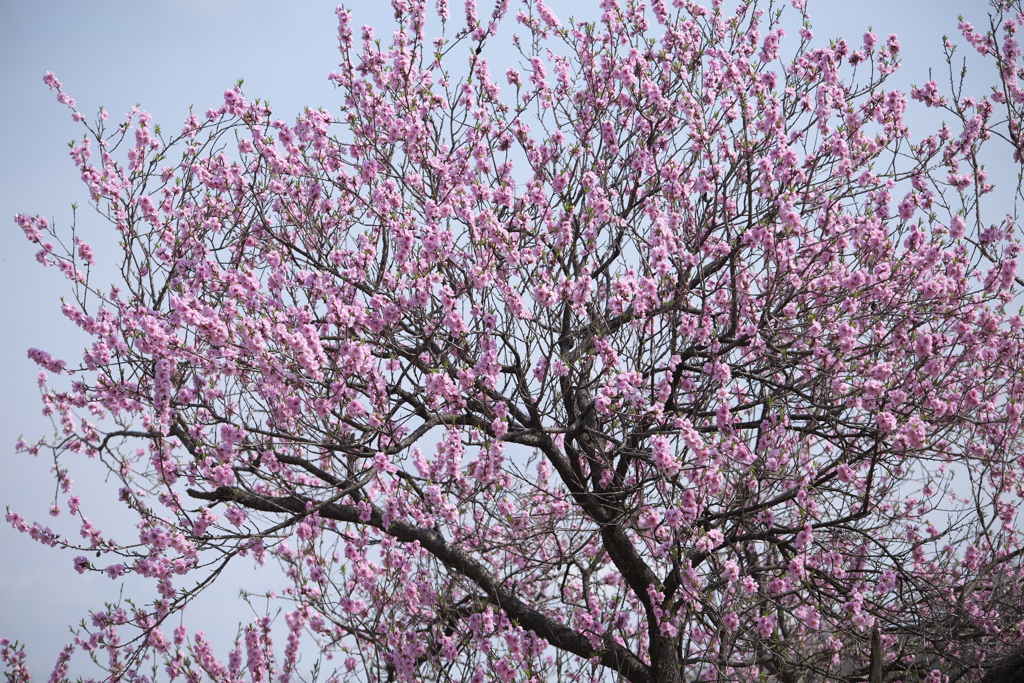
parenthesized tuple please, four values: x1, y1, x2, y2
(0, 0, 1003, 678)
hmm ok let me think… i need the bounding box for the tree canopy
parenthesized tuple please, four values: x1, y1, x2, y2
(5, 0, 1024, 681)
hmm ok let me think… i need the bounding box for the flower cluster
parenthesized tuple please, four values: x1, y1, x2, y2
(6, 0, 1024, 682)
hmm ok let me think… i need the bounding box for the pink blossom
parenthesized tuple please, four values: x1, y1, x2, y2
(8, 4, 1024, 682)
(225, 506, 247, 528)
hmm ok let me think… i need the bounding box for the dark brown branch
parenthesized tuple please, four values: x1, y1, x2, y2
(186, 485, 652, 683)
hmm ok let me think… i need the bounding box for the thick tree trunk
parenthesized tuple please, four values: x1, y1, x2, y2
(648, 637, 683, 683)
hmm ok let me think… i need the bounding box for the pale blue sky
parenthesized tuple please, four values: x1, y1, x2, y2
(0, 0, 1001, 678)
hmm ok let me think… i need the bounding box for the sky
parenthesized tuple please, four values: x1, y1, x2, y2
(0, 0, 1006, 678)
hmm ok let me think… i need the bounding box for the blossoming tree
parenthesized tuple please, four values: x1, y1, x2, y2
(5, 0, 1024, 681)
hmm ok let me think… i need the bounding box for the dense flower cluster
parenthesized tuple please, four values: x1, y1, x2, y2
(6, 0, 1024, 682)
